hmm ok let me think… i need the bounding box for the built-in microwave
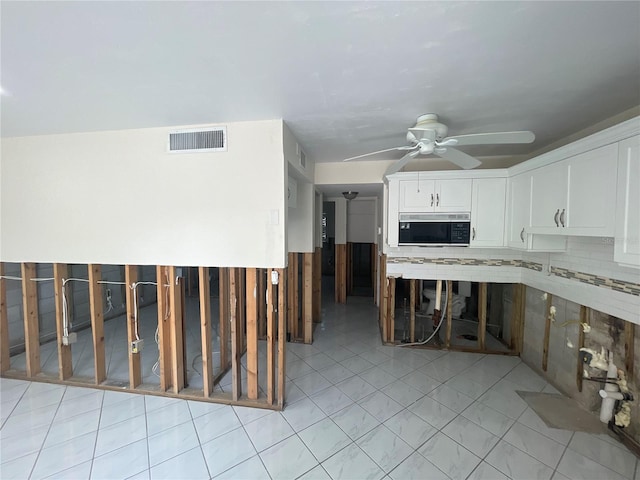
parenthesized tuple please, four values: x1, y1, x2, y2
(398, 212, 471, 246)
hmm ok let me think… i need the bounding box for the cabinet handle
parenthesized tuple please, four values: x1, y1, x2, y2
(554, 209, 560, 227)
(472, 228, 476, 240)
(436, 194, 440, 206)
(430, 194, 434, 207)
(560, 209, 566, 227)
(520, 228, 525, 242)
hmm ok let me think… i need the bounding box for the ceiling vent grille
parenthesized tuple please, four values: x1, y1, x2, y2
(168, 127, 227, 153)
(297, 143, 307, 168)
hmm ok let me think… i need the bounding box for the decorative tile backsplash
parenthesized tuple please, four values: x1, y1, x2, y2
(386, 257, 640, 296)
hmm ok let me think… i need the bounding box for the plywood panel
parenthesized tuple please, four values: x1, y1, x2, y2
(53, 264, 72, 380)
(88, 264, 106, 384)
(303, 253, 313, 344)
(199, 267, 213, 397)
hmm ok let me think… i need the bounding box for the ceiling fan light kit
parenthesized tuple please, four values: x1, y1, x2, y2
(343, 113, 535, 175)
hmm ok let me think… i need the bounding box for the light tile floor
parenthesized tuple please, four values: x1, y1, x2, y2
(1, 297, 638, 479)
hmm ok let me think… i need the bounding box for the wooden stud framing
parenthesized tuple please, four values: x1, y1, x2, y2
(379, 255, 387, 339)
(335, 244, 347, 304)
(258, 269, 267, 339)
(199, 267, 214, 397)
(124, 265, 141, 389)
(313, 247, 322, 323)
(510, 284, 526, 355)
(238, 269, 246, 352)
(218, 267, 230, 369)
(266, 270, 276, 405)
(21, 263, 41, 377)
(230, 268, 242, 401)
(287, 253, 299, 340)
(446, 280, 453, 348)
(371, 244, 378, 304)
(409, 279, 416, 343)
(88, 264, 106, 384)
(0, 263, 10, 373)
(542, 292, 553, 372)
(53, 264, 72, 380)
(478, 282, 487, 350)
(168, 267, 185, 394)
(387, 277, 396, 343)
(277, 268, 287, 408)
(347, 242, 353, 296)
(303, 252, 313, 344)
(625, 320, 635, 379)
(246, 268, 259, 400)
(156, 266, 173, 391)
(577, 306, 589, 392)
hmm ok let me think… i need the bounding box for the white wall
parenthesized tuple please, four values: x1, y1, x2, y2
(1, 120, 287, 268)
(315, 159, 393, 186)
(288, 182, 315, 253)
(334, 197, 347, 244)
(347, 198, 376, 243)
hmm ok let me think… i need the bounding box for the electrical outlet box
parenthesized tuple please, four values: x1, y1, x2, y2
(62, 332, 77, 346)
(271, 270, 279, 285)
(131, 339, 144, 354)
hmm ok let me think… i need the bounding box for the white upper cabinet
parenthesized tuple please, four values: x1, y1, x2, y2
(398, 178, 471, 212)
(470, 178, 506, 247)
(614, 135, 640, 267)
(506, 172, 531, 249)
(529, 144, 618, 236)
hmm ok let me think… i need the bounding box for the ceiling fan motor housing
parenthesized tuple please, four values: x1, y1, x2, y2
(414, 113, 448, 139)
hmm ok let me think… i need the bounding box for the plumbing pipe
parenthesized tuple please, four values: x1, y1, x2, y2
(599, 354, 620, 424)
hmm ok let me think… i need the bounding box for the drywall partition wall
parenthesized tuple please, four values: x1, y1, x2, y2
(315, 159, 394, 185)
(284, 122, 314, 183)
(1, 120, 287, 268)
(288, 182, 315, 253)
(347, 198, 376, 244)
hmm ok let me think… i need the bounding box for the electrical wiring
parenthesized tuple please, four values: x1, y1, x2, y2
(0, 276, 23, 281)
(129, 281, 158, 341)
(397, 280, 449, 347)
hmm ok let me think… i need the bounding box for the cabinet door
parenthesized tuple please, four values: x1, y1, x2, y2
(615, 135, 640, 267)
(435, 179, 472, 212)
(566, 144, 618, 235)
(398, 179, 434, 212)
(530, 161, 568, 231)
(506, 173, 531, 249)
(470, 178, 506, 247)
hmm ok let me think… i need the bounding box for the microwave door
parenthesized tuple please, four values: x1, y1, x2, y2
(399, 222, 451, 244)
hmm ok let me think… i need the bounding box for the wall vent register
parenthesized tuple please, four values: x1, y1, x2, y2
(168, 126, 227, 152)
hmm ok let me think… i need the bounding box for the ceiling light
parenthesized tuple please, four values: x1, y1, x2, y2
(342, 191, 358, 200)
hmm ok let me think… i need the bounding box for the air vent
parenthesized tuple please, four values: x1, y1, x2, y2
(168, 127, 227, 153)
(299, 149, 307, 168)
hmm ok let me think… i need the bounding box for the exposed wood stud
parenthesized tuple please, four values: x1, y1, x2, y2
(313, 247, 322, 323)
(478, 282, 487, 350)
(371, 244, 378, 304)
(446, 280, 453, 348)
(287, 253, 299, 340)
(246, 268, 259, 400)
(21, 263, 41, 377)
(229, 268, 242, 401)
(238, 268, 246, 352)
(379, 255, 387, 340)
(266, 270, 276, 405)
(335, 244, 347, 304)
(577, 306, 589, 392)
(53, 264, 72, 380)
(124, 265, 141, 389)
(542, 292, 553, 372)
(409, 279, 416, 343)
(0, 263, 9, 373)
(518, 284, 526, 354)
(347, 242, 353, 296)
(168, 267, 185, 394)
(625, 320, 635, 378)
(218, 267, 229, 369)
(156, 266, 173, 391)
(387, 277, 396, 343)
(303, 252, 313, 344)
(277, 268, 286, 408)
(88, 264, 106, 384)
(258, 269, 267, 339)
(199, 267, 214, 397)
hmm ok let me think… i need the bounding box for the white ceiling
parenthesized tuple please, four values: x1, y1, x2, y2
(2, 1, 639, 167)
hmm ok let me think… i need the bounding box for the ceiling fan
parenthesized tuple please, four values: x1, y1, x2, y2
(343, 114, 535, 176)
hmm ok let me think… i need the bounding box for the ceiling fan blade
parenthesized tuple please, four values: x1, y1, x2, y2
(434, 147, 482, 170)
(343, 145, 415, 162)
(438, 131, 535, 147)
(384, 150, 420, 177)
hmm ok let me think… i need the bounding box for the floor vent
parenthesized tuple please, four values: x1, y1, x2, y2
(168, 127, 227, 152)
